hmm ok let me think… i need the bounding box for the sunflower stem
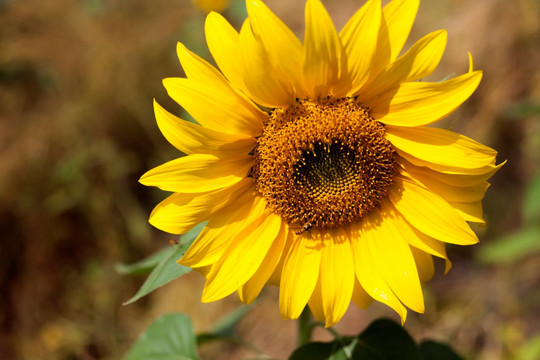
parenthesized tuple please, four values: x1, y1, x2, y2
(297, 306, 314, 346)
(324, 326, 341, 340)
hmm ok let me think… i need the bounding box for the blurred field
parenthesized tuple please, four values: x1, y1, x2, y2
(1, 0, 539, 359)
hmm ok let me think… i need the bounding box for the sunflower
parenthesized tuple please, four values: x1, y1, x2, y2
(140, 0, 502, 327)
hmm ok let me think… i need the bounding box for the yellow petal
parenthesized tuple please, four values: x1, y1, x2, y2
(279, 231, 322, 320)
(354, 0, 420, 97)
(389, 176, 479, 245)
(400, 156, 502, 187)
(398, 151, 503, 176)
(202, 197, 282, 302)
(266, 229, 295, 286)
(364, 30, 447, 98)
(351, 279, 374, 310)
(350, 221, 408, 323)
(246, 0, 306, 97)
(163, 77, 264, 137)
(395, 29, 447, 82)
(192, 264, 212, 279)
(403, 165, 490, 203)
(381, 197, 452, 272)
(307, 277, 325, 322)
(237, 20, 295, 107)
(410, 247, 435, 284)
(386, 126, 497, 171)
(450, 201, 486, 224)
(176, 42, 268, 120)
(339, 0, 382, 95)
(370, 70, 482, 127)
(149, 178, 254, 234)
(238, 222, 288, 304)
(176, 42, 228, 85)
(390, 211, 453, 274)
(179, 189, 258, 268)
(139, 153, 253, 193)
(153, 100, 255, 155)
(363, 206, 424, 313)
(319, 228, 355, 327)
(303, 0, 347, 97)
(205, 12, 245, 90)
(382, 0, 420, 62)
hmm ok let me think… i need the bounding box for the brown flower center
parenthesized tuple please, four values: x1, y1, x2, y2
(252, 97, 398, 230)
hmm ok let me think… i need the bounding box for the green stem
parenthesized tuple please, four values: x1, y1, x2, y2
(324, 326, 341, 340)
(297, 306, 313, 346)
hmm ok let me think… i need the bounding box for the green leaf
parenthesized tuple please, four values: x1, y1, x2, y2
(290, 319, 419, 360)
(502, 101, 540, 118)
(123, 243, 191, 305)
(116, 246, 176, 276)
(353, 319, 419, 360)
(523, 171, 540, 225)
(516, 334, 540, 360)
(124, 313, 199, 360)
(289, 338, 356, 360)
(229, 0, 248, 23)
(123, 223, 206, 305)
(477, 225, 540, 264)
(180, 222, 207, 245)
(213, 303, 254, 337)
(419, 340, 464, 360)
(197, 303, 255, 345)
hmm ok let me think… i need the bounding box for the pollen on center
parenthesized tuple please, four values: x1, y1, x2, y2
(252, 97, 399, 231)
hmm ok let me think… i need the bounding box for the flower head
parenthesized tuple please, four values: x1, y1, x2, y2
(141, 0, 502, 327)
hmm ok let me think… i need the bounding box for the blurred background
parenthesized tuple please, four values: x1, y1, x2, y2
(1, 0, 539, 359)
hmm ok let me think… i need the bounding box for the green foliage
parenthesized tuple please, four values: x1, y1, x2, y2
(123, 243, 191, 305)
(501, 101, 540, 119)
(123, 223, 206, 304)
(478, 171, 540, 264)
(477, 225, 540, 264)
(116, 246, 177, 276)
(196, 305, 268, 357)
(523, 171, 540, 225)
(419, 340, 464, 360)
(354, 319, 419, 360)
(124, 313, 199, 360)
(289, 339, 359, 360)
(125, 315, 466, 360)
(228, 0, 248, 23)
(126, 307, 261, 360)
(290, 319, 463, 360)
(197, 303, 255, 345)
(516, 334, 540, 360)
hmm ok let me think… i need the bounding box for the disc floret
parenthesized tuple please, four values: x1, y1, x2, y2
(253, 97, 399, 230)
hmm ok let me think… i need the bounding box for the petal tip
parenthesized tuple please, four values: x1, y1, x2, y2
(467, 51, 474, 72)
(138, 172, 151, 185)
